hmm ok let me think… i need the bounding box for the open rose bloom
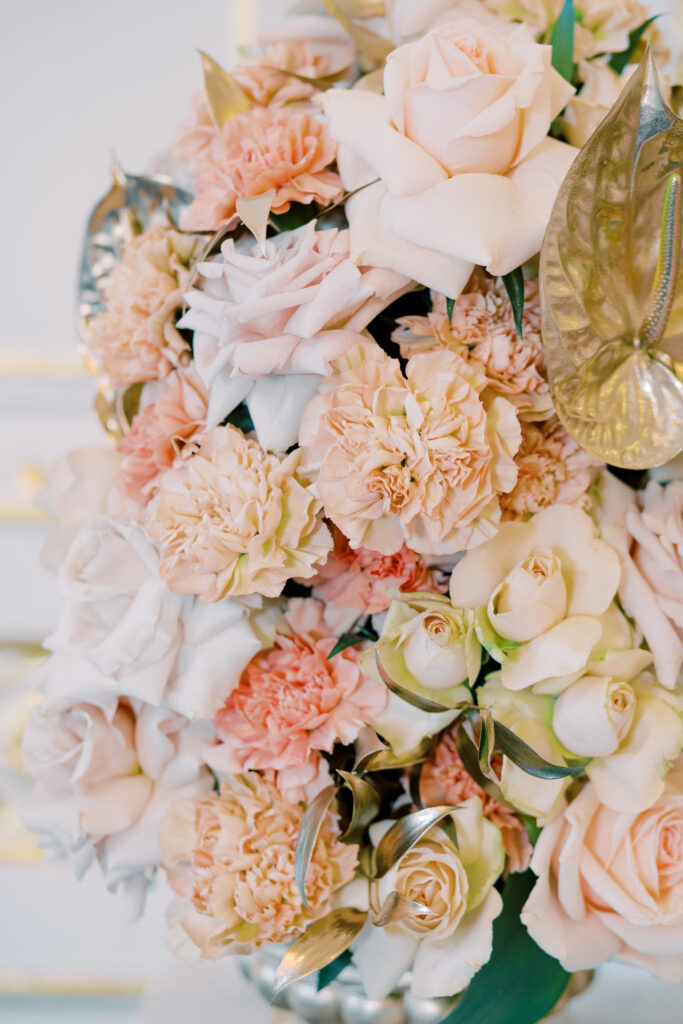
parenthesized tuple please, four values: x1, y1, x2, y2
(20, 4, 683, 1020)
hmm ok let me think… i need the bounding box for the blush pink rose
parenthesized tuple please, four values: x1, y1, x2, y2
(522, 768, 683, 980)
(208, 599, 387, 801)
(160, 774, 358, 957)
(420, 726, 531, 872)
(500, 416, 603, 519)
(180, 108, 343, 232)
(311, 524, 447, 631)
(113, 368, 208, 509)
(395, 276, 551, 418)
(299, 341, 521, 556)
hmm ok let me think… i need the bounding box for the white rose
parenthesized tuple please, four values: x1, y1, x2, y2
(21, 696, 214, 920)
(552, 674, 636, 757)
(352, 798, 504, 999)
(450, 505, 621, 691)
(45, 515, 264, 718)
(323, 17, 576, 295)
(38, 447, 122, 572)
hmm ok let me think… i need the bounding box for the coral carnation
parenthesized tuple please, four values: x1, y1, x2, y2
(160, 774, 358, 957)
(420, 727, 531, 872)
(180, 108, 343, 232)
(90, 225, 202, 387)
(500, 417, 603, 519)
(145, 425, 332, 600)
(299, 342, 521, 556)
(209, 599, 387, 800)
(114, 367, 208, 509)
(394, 277, 550, 418)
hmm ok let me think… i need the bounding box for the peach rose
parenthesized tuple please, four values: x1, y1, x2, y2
(145, 425, 332, 600)
(311, 524, 447, 632)
(628, 481, 683, 646)
(323, 17, 575, 294)
(208, 599, 386, 801)
(500, 417, 603, 519)
(21, 696, 214, 919)
(159, 774, 358, 957)
(353, 799, 504, 999)
(181, 222, 409, 449)
(395, 276, 551, 418)
(90, 224, 202, 387)
(180, 108, 343, 232)
(560, 59, 627, 149)
(113, 367, 208, 510)
(522, 765, 683, 981)
(420, 725, 531, 871)
(299, 341, 521, 556)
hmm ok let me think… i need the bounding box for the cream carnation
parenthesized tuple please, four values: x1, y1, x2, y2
(90, 224, 202, 387)
(160, 774, 358, 957)
(145, 425, 332, 600)
(209, 599, 386, 801)
(500, 417, 603, 518)
(299, 342, 521, 556)
(522, 765, 683, 981)
(395, 277, 551, 418)
(181, 222, 409, 448)
(180, 107, 343, 232)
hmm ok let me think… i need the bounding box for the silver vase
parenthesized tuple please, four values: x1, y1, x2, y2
(240, 948, 594, 1024)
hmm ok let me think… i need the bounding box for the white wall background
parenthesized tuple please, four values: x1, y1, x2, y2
(0, 2, 682, 1022)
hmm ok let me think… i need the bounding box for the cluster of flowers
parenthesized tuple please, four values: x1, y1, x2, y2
(21, 0, 683, 1011)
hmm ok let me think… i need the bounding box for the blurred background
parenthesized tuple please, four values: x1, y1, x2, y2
(1, 1, 682, 1022)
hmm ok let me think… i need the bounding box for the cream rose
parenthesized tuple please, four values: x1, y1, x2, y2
(323, 17, 576, 295)
(450, 505, 621, 691)
(352, 798, 504, 999)
(522, 766, 683, 981)
(560, 60, 628, 149)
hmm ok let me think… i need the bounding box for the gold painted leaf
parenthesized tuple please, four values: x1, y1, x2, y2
(374, 805, 457, 878)
(356, 735, 434, 773)
(77, 164, 195, 348)
(373, 890, 429, 927)
(273, 907, 368, 998)
(94, 381, 144, 440)
(322, 0, 393, 63)
(541, 51, 683, 469)
(199, 50, 252, 127)
(337, 770, 380, 844)
(294, 786, 336, 907)
(375, 651, 459, 713)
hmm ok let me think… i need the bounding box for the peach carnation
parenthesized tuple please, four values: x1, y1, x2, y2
(90, 224, 203, 387)
(209, 599, 387, 801)
(299, 342, 521, 556)
(394, 276, 551, 419)
(144, 425, 332, 600)
(180, 107, 343, 232)
(312, 524, 447, 630)
(160, 774, 358, 957)
(420, 726, 531, 873)
(500, 417, 604, 519)
(114, 367, 208, 509)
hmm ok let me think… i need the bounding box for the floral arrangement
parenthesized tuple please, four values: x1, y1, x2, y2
(21, 2, 683, 1022)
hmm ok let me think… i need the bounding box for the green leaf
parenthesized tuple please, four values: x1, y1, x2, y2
(327, 627, 377, 660)
(520, 814, 541, 846)
(493, 720, 588, 780)
(550, 0, 575, 84)
(316, 949, 352, 991)
(609, 16, 658, 75)
(455, 725, 509, 807)
(442, 871, 571, 1024)
(446, 296, 455, 324)
(223, 402, 254, 434)
(501, 267, 525, 339)
(270, 201, 317, 232)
